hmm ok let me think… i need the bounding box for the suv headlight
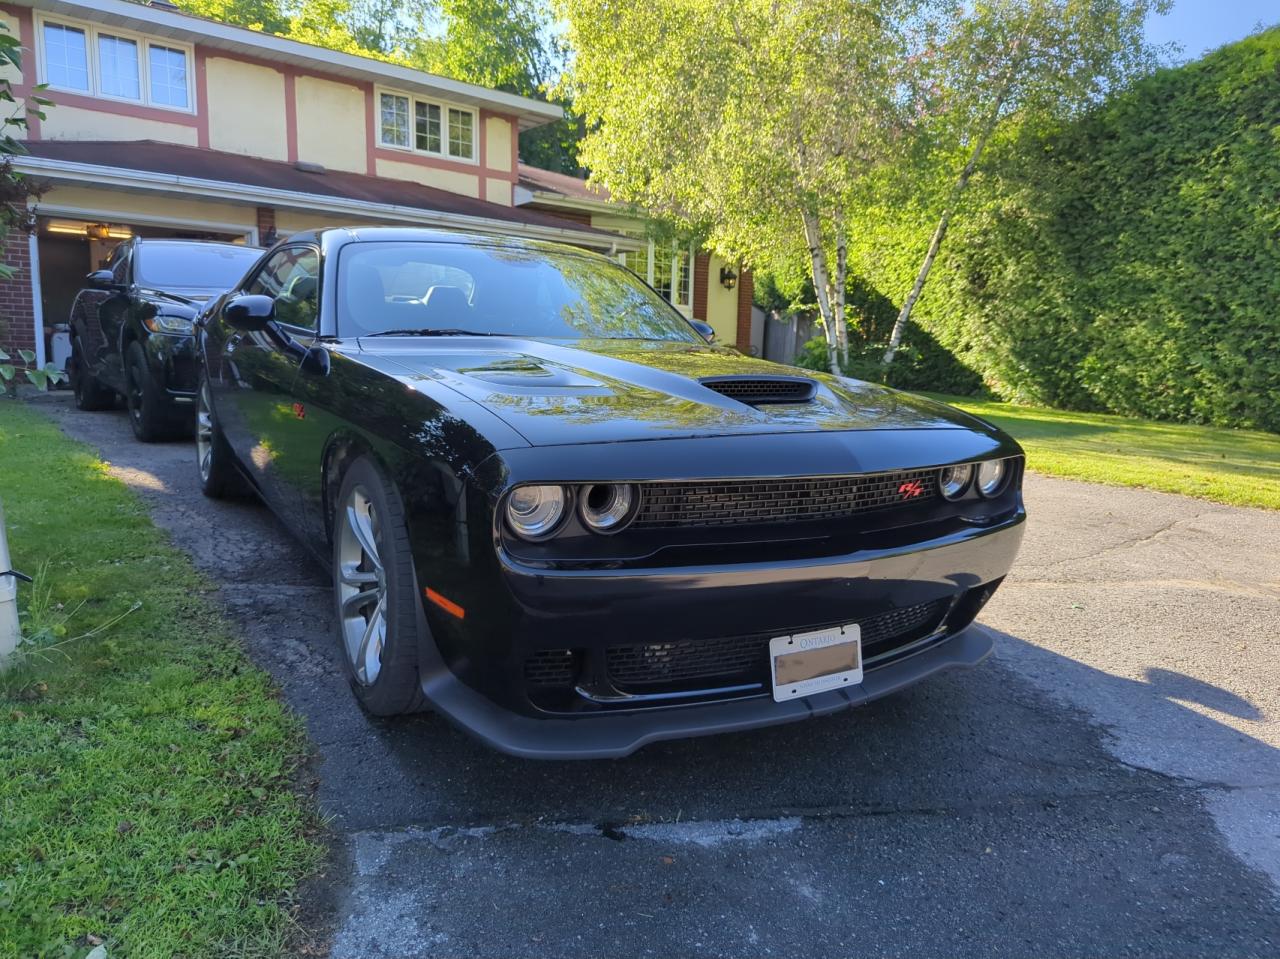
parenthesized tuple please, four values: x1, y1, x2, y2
(145, 314, 195, 334)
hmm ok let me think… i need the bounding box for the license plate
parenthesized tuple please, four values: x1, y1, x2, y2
(769, 624, 863, 703)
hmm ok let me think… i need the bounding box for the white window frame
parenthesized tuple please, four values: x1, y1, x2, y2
(375, 85, 478, 164)
(34, 12, 196, 114)
(619, 237, 695, 314)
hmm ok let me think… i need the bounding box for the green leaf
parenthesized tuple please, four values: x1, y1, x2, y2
(0, 348, 9, 361)
(0, 364, 14, 381)
(23, 368, 47, 390)
(17, 349, 35, 364)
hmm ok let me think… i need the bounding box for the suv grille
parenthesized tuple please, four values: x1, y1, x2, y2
(606, 598, 949, 689)
(633, 469, 939, 529)
(700, 376, 817, 405)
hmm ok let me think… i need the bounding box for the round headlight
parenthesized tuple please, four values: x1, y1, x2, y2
(506, 485, 568, 540)
(976, 459, 1008, 497)
(579, 483, 639, 534)
(939, 463, 973, 500)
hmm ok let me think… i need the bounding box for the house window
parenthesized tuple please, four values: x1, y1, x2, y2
(97, 35, 140, 100)
(148, 45, 189, 109)
(377, 87, 477, 162)
(37, 15, 194, 112)
(42, 22, 89, 92)
(619, 235, 695, 312)
(380, 93, 410, 147)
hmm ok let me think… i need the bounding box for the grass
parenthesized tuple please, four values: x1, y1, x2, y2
(925, 393, 1280, 510)
(0, 401, 322, 959)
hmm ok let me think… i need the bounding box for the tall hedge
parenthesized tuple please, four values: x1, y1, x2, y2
(866, 27, 1280, 431)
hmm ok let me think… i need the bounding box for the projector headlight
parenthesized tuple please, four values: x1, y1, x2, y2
(578, 483, 639, 534)
(505, 485, 568, 540)
(976, 458, 1009, 498)
(939, 463, 973, 500)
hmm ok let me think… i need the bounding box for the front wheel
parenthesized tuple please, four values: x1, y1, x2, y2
(125, 341, 177, 442)
(70, 335, 114, 411)
(196, 374, 249, 499)
(333, 456, 427, 716)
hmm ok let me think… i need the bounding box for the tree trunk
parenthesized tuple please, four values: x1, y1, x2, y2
(802, 210, 841, 376)
(882, 90, 1009, 368)
(834, 224, 849, 368)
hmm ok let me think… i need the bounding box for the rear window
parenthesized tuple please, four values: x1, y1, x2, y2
(135, 242, 262, 291)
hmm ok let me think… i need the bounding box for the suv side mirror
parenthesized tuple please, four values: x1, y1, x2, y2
(689, 320, 715, 343)
(87, 269, 121, 291)
(223, 294, 276, 332)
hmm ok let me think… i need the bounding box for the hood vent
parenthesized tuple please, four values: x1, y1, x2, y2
(699, 375, 818, 405)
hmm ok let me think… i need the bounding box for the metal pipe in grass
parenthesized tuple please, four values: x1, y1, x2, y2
(0, 498, 23, 665)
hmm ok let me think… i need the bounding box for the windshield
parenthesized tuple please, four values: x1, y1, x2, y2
(337, 242, 702, 343)
(135, 242, 262, 291)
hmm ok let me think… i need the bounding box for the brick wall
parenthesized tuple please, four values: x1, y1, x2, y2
(0, 229, 35, 358)
(257, 206, 277, 245)
(693, 253, 709, 321)
(735, 267, 754, 352)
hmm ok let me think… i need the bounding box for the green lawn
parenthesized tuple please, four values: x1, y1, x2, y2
(0, 401, 321, 959)
(926, 394, 1280, 510)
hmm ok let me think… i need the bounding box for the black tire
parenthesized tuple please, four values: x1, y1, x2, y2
(332, 456, 427, 716)
(70, 335, 114, 411)
(195, 373, 249, 499)
(124, 341, 171, 442)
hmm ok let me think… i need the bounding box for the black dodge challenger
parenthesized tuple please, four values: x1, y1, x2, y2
(196, 227, 1025, 758)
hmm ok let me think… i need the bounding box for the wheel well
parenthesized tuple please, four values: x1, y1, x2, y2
(322, 434, 375, 544)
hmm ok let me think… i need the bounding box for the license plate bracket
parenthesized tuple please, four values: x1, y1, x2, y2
(769, 624, 863, 703)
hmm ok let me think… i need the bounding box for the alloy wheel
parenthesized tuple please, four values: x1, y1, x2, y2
(337, 486, 387, 685)
(196, 382, 214, 483)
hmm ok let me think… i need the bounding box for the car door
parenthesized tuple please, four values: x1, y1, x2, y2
(73, 241, 132, 391)
(215, 245, 320, 523)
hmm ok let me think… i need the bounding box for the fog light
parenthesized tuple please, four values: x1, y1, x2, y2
(939, 463, 973, 500)
(579, 483, 638, 534)
(506, 485, 567, 540)
(976, 458, 1008, 498)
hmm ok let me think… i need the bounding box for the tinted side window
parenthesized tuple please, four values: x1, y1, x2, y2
(245, 247, 320, 331)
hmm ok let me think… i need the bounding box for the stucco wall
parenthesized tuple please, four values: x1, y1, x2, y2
(40, 104, 198, 146)
(484, 115, 513, 173)
(0, 8, 23, 86)
(206, 57, 288, 161)
(375, 157, 480, 198)
(39, 184, 256, 234)
(485, 179, 512, 206)
(705, 254, 740, 344)
(295, 75, 366, 174)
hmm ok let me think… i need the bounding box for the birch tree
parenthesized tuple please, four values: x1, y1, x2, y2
(881, 0, 1169, 366)
(558, 0, 938, 374)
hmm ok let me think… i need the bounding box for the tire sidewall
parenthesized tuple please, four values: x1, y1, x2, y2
(125, 342, 153, 440)
(332, 456, 424, 715)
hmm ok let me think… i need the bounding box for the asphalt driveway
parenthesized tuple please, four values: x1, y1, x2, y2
(31, 391, 1280, 958)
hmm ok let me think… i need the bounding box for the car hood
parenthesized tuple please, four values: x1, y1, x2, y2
(357, 337, 997, 447)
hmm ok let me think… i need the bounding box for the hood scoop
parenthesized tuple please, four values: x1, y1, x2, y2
(699, 375, 818, 405)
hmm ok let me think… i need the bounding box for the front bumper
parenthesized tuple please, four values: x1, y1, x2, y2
(144, 333, 199, 403)
(416, 515, 1024, 758)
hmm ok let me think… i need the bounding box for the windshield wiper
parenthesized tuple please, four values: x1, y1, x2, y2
(364, 328, 504, 337)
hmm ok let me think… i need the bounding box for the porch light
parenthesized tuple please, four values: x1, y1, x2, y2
(719, 266, 738, 290)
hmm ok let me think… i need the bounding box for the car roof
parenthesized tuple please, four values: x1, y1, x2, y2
(134, 238, 259, 252)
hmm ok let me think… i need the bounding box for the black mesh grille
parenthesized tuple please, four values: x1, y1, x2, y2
(633, 470, 939, 529)
(700, 377, 817, 404)
(524, 648, 575, 687)
(606, 598, 949, 689)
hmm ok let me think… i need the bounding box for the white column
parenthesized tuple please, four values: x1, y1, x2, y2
(27, 231, 46, 369)
(0, 499, 20, 665)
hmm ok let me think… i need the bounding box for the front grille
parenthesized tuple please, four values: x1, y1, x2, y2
(700, 376, 817, 405)
(606, 598, 950, 689)
(633, 470, 939, 529)
(524, 648, 575, 687)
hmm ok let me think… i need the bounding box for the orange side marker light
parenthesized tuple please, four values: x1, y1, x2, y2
(425, 587, 466, 620)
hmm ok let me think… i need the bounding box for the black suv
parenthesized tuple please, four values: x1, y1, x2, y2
(69, 237, 264, 440)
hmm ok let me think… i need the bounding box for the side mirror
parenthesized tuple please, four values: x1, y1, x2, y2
(223, 294, 275, 332)
(689, 320, 715, 344)
(87, 269, 120, 291)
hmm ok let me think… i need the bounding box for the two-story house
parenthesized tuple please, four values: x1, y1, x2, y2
(0, 0, 755, 367)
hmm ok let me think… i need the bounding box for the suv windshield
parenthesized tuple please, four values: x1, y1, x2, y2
(135, 242, 262, 291)
(337, 241, 702, 342)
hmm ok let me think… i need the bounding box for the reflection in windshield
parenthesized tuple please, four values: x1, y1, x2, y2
(337, 241, 703, 343)
(136, 242, 262, 290)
